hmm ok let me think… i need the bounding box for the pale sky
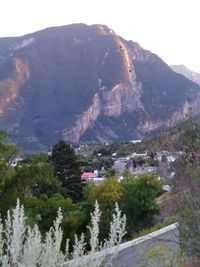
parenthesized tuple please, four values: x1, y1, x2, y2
(1, 0, 200, 72)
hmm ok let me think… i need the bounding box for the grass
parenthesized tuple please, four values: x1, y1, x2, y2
(132, 216, 175, 240)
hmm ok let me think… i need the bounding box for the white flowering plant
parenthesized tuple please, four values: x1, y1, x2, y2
(0, 199, 126, 267)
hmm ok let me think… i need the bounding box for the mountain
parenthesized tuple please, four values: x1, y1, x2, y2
(0, 24, 200, 152)
(171, 64, 200, 85)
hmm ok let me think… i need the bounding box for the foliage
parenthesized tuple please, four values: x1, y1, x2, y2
(0, 130, 19, 165)
(179, 119, 200, 153)
(172, 119, 200, 260)
(106, 168, 116, 178)
(0, 130, 19, 192)
(15, 153, 62, 196)
(87, 156, 114, 172)
(120, 173, 162, 235)
(93, 146, 113, 157)
(122, 168, 132, 179)
(0, 150, 85, 240)
(0, 153, 62, 215)
(104, 203, 126, 248)
(132, 216, 175, 239)
(89, 177, 124, 211)
(146, 157, 159, 167)
(0, 199, 66, 266)
(0, 200, 126, 267)
(23, 195, 83, 235)
(50, 140, 84, 201)
(86, 177, 124, 242)
(144, 243, 184, 267)
(174, 161, 200, 259)
(87, 200, 101, 253)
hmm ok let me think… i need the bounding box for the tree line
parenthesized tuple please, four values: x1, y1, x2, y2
(0, 130, 163, 247)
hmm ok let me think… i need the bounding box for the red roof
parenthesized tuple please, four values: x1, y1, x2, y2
(81, 172, 96, 178)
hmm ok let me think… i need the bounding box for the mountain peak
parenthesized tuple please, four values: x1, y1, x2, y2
(0, 24, 200, 152)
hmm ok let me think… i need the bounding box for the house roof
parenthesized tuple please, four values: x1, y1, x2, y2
(81, 172, 96, 178)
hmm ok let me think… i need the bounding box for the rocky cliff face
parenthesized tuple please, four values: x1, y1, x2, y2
(0, 58, 29, 114)
(0, 24, 200, 152)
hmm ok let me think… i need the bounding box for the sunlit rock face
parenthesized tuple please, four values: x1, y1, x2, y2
(0, 58, 29, 115)
(0, 24, 200, 152)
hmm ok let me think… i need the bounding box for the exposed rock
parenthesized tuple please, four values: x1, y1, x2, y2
(0, 24, 199, 152)
(0, 58, 29, 114)
(62, 93, 101, 143)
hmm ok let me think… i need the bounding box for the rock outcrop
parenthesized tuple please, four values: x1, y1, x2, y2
(0, 24, 200, 152)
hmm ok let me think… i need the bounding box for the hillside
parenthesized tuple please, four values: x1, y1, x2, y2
(0, 24, 200, 152)
(171, 64, 200, 85)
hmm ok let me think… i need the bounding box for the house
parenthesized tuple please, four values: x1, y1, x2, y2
(81, 172, 97, 180)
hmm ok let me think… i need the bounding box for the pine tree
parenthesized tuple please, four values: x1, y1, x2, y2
(50, 140, 84, 201)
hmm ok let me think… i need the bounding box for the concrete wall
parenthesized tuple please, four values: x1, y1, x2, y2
(64, 223, 179, 267)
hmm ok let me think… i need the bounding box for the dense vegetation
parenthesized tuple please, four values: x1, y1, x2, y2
(0, 130, 162, 248)
(0, 200, 127, 266)
(1, 119, 200, 265)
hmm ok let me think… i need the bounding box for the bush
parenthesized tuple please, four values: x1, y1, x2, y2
(120, 173, 162, 235)
(0, 200, 126, 266)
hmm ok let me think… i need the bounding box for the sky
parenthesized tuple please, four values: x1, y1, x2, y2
(1, 0, 200, 72)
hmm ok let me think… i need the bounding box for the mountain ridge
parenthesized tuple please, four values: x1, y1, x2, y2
(0, 24, 200, 152)
(171, 64, 200, 85)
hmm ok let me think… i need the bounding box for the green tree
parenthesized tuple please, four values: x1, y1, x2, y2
(23, 194, 85, 238)
(90, 177, 124, 211)
(0, 153, 62, 215)
(0, 130, 19, 166)
(0, 130, 19, 194)
(120, 173, 162, 235)
(50, 140, 84, 201)
(106, 168, 116, 178)
(0, 151, 86, 241)
(87, 177, 124, 241)
(122, 169, 132, 179)
(15, 153, 62, 197)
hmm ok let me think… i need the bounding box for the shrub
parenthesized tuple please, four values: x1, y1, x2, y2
(0, 200, 126, 266)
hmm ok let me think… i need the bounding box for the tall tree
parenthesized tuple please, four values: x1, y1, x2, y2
(14, 153, 62, 197)
(173, 119, 200, 261)
(0, 153, 62, 216)
(50, 140, 84, 201)
(120, 173, 162, 235)
(0, 130, 19, 192)
(86, 177, 124, 241)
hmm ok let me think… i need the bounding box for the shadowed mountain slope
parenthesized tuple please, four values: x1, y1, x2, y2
(171, 64, 200, 85)
(0, 24, 200, 152)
